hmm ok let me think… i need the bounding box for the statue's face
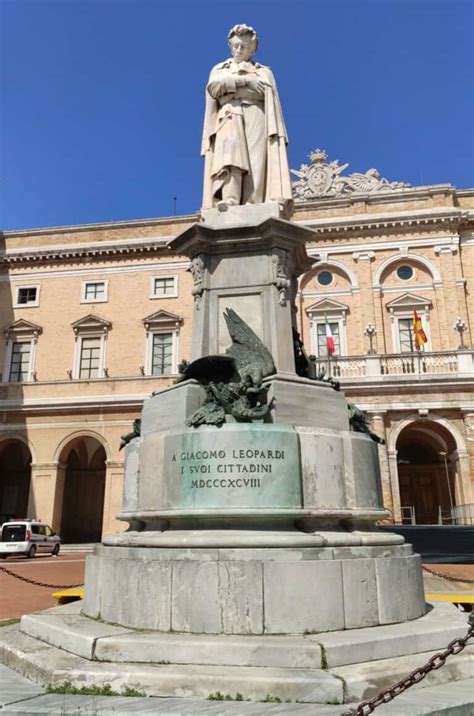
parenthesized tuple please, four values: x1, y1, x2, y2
(229, 35, 255, 62)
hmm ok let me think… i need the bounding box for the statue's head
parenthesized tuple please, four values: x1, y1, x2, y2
(227, 24, 258, 62)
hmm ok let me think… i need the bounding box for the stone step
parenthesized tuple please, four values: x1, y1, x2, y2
(19, 599, 469, 671)
(333, 646, 474, 702)
(1, 663, 473, 715)
(2, 619, 474, 707)
(0, 625, 343, 704)
(311, 599, 470, 667)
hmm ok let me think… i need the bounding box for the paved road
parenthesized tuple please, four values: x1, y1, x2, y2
(0, 552, 86, 620)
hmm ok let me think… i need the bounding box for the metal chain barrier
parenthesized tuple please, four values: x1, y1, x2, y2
(341, 612, 474, 716)
(422, 565, 474, 584)
(0, 565, 83, 590)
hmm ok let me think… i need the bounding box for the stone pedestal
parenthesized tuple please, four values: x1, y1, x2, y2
(169, 213, 316, 373)
(82, 539, 425, 633)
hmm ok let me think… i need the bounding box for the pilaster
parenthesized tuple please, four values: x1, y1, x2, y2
(102, 460, 125, 536)
(27, 462, 59, 525)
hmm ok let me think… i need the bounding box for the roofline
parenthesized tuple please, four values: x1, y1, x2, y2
(1, 212, 200, 238)
(2, 181, 473, 237)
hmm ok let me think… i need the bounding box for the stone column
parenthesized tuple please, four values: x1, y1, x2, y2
(27, 463, 59, 524)
(450, 449, 471, 508)
(461, 412, 474, 505)
(387, 450, 402, 523)
(368, 412, 392, 515)
(51, 462, 66, 534)
(102, 460, 125, 536)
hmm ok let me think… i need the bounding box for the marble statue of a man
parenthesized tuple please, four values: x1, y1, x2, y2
(201, 24, 293, 210)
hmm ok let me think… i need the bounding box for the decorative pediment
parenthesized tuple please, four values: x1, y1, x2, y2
(71, 314, 112, 335)
(385, 293, 432, 311)
(291, 149, 410, 201)
(305, 298, 349, 315)
(143, 310, 183, 332)
(4, 319, 42, 339)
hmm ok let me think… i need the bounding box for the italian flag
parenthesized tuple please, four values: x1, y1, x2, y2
(325, 320, 335, 356)
(413, 310, 428, 349)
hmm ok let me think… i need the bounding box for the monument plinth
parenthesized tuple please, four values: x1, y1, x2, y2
(80, 206, 425, 636)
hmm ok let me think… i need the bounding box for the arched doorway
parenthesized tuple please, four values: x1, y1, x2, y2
(59, 436, 107, 543)
(396, 421, 457, 524)
(0, 439, 32, 524)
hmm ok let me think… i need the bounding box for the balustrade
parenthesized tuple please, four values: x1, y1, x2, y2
(313, 350, 472, 380)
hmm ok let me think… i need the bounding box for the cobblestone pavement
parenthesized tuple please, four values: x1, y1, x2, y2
(0, 553, 86, 620)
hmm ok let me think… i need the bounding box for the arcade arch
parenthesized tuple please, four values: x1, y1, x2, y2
(390, 418, 467, 524)
(0, 438, 32, 523)
(57, 435, 107, 542)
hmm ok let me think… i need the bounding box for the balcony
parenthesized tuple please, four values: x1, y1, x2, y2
(313, 350, 474, 384)
(0, 375, 176, 410)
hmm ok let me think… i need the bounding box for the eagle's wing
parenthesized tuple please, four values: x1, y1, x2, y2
(182, 355, 237, 383)
(224, 308, 275, 379)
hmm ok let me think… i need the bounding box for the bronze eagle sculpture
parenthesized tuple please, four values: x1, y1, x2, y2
(181, 308, 275, 427)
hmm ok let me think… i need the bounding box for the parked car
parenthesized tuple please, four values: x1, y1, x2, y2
(0, 520, 60, 559)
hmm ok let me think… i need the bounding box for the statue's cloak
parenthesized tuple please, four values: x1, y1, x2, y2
(201, 60, 293, 208)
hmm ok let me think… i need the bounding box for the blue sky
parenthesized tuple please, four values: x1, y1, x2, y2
(1, 0, 473, 230)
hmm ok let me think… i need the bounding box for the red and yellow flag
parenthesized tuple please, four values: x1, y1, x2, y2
(413, 311, 427, 349)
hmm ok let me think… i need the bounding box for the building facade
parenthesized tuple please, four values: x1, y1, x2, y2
(1, 152, 473, 540)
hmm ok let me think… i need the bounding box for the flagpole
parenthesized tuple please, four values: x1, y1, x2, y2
(325, 313, 331, 377)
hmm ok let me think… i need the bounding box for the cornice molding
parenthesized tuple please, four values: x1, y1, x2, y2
(1, 213, 199, 238)
(296, 208, 472, 238)
(1, 207, 472, 267)
(0, 237, 174, 267)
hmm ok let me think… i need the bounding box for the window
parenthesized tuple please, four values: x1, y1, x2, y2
(151, 333, 173, 375)
(81, 281, 108, 303)
(3, 319, 42, 383)
(79, 336, 101, 378)
(14, 285, 40, 308)
(316, 322, 340, 358)
(143, 310, 182, 376)
(317, 271, 334, 287)
(398, 318, 416, 353)
(397, 265, 414, 281)
(306, 299, 348, 358)
(386, 293, 432, 353)
(71, 315, 111, 379)
(9, 342, 32, 382)
(151, 276, 178, 298)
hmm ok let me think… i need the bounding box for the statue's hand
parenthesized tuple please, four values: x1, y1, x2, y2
(245, 76, 269, 95)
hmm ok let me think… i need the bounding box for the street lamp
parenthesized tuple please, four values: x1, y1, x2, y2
(364, 324, 376, 354)
(453, 317, 467, 349)
(439, 451, 454, 517)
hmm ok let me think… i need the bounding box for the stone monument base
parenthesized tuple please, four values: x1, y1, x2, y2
(0, 600, 471, 706)
(81, 537, 426, 633)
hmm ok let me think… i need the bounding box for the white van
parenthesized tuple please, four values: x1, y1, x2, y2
(0, 520, 61, 559)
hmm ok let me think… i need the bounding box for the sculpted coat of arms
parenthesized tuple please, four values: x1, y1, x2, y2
(291, 149, 410, 201)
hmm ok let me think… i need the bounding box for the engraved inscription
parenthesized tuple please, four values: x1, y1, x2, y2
(163, 425, 302, 509)
(173, 449, 286, 491)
